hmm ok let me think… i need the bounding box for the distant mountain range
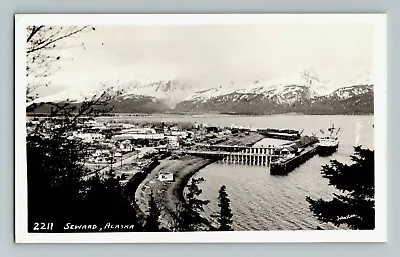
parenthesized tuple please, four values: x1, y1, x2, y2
(28, 70, 374, 115)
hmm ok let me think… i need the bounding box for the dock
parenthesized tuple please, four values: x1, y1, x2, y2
(183, 149, 280, 166)
(270, 145, 318, 175)
(257, 128, 301, 141)
(159, 130, 320, 171)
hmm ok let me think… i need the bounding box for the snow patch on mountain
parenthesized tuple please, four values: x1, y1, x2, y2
(32, 79, 195, 108)
(119, 79, 194, 107)
(329, 85, 373, 100)
(184, 83, 239, 102)
(184, 69, 333, 105)
(322, 71, 374, 100)
(31, 69, 374, 110)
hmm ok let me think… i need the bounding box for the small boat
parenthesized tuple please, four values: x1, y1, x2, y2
(316, 124, 340, 156)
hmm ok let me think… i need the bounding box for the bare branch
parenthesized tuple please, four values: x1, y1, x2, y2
(26, 25, 92, 103)
(26, 25, 44, 43)
(27, 26, 89, 54)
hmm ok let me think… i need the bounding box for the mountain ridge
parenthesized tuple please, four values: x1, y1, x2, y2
(28, 70, 374, 115)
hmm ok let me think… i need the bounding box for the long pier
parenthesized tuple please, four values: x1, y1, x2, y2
(161, 130, 320, 171)
(194, 143, 276, 153)
(183, 147, 280, 166)
(187, 137, 319, 171)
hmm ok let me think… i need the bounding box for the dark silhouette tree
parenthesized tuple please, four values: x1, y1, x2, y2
(173, 177, 210, 231)
(171, 202, 191, 232)
(217, 185, 233, 231)
(306, 146, 375, 230)
(82, 173, 143, 232)
(27, 132, 87, 227)
(144, 192, 162, 232)
(25, 26, 144, 232)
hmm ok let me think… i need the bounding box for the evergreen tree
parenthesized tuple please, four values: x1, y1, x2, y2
(174, 177, 210, 231)
(171, 202, 189, 232)
(186, 177, 210, 215)
(27, 134, 86, 227)
(144, 192, 161, 232)
(83, 174, 143, 231)
(217, 185, 233, 231)
(306, 146, 375, 230)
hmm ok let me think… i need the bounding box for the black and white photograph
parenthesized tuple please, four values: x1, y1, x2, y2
(15, 14, 387, 243)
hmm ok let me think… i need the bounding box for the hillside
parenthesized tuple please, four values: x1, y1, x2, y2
(27, 70, 374, 115)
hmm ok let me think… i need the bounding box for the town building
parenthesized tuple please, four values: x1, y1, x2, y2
(73, 132, 105, 143)
(112, 133, 165, 141)
(119, 140, 133, 152)
(121, 128, 156, 134)
(158, 172, 174, 182)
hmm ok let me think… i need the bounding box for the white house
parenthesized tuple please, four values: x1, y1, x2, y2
(165, 136, 180, 149)
(73, 132, 105, 143)
(120, 140, 133, 152)
(171, 131, 188, 138)
(168, 141, 179, 149)
(158, 172, 174, 182)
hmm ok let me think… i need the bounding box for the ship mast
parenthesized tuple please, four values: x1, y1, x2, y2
(329, 123, 335, 136)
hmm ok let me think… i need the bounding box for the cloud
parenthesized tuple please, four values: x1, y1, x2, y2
(38, 23, 373, 96)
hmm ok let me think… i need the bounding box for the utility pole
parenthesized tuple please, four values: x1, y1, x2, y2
(110, 148, 115, 173)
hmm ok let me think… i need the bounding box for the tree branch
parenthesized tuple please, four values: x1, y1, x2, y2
(27, 26, 88, 54)
(26, 25, 44, 43)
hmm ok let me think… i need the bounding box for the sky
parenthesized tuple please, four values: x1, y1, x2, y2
(35, 23, 374, 97)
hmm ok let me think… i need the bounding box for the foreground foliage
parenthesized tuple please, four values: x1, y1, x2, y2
(306, 146, 375, 230)
(173, 177, 210, 231)
(217, 185, 233, 231)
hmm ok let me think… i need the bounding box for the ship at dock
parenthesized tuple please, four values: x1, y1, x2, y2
(270, 145, 318, 175)
(316, 124, 340, 156)
(270, 135, 319, 175)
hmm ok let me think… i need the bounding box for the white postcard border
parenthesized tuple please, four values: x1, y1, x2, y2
(14, 14, 387, 243)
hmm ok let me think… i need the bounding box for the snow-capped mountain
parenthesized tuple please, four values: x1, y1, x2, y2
(328, 85, 373, 100)
(236, 69, 331, 97)
(184, 82, 240, 103)
(324, 71, 373, 100)
(28, 69, 374, 115)
(181, 69, 332, 106)
(174, 70, 374, 115)
(31, 79, 195, 108)
(119, 79, 194, 107)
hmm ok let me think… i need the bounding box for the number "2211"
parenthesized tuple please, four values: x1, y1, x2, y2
(33, 222, 53, 231)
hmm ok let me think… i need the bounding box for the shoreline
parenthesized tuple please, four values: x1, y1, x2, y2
(167, 133, 264, 229)
(27, 113, 375, 118)
(173, 157, 216, 206)
(170, 156, 217, 229)
(134, 155, 216, 229)
(131, 131, 264, 230)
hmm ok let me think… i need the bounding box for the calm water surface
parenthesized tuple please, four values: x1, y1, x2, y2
(193, 115, 373, 230)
